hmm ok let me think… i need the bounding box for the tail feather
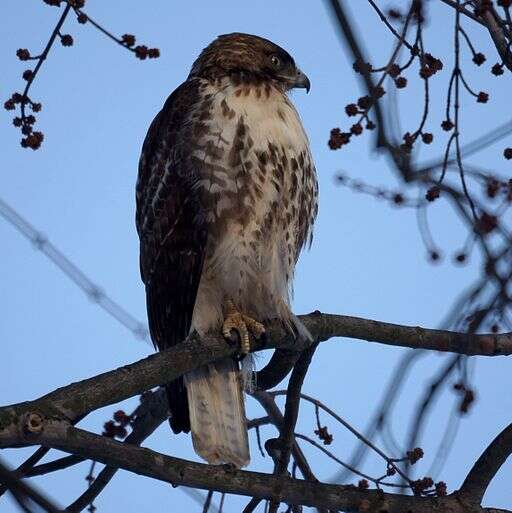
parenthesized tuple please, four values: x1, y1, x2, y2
(165, 377, 190, 434)
(184, 358, 250, 468)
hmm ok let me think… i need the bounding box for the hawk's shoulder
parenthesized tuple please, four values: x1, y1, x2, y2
(136, 78, 203, 238)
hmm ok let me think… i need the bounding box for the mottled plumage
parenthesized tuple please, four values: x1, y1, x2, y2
(136, 33, 318, 468)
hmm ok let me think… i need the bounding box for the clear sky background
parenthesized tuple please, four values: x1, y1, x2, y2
(1, 1, 511, 512)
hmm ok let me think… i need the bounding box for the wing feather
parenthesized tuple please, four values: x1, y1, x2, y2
(136, 80, 207, 433)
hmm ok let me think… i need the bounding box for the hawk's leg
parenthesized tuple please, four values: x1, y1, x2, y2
(222, 299, 265, 355)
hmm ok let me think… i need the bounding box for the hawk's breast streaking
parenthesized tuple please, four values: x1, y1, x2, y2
(136, 33, 318, 468)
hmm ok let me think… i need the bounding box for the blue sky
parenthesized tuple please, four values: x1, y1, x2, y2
(1, 1, 511, 511)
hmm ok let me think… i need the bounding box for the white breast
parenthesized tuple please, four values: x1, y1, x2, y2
(190, 79, 317, 337)
(226, 86, 309, 150)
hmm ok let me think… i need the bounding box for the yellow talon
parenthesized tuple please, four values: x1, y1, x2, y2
(222, 300, 265, 354)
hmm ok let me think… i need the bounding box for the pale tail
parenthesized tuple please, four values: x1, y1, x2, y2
(184, 358, 250, 468)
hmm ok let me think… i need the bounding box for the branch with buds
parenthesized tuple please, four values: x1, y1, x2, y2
(4, 0, 159, 149)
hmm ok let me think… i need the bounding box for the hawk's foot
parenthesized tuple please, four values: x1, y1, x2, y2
(222, 300, 265, 355)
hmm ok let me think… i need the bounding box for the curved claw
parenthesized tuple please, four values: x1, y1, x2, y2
(222, 300, 265, 355)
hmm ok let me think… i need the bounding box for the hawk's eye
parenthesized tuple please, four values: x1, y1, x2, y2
(270, 55, 281, 69)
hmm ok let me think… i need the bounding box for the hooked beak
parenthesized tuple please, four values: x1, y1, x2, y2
(292, 68, 311, 93)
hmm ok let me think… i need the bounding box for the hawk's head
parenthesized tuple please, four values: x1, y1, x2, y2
(189, 33, 310, 93)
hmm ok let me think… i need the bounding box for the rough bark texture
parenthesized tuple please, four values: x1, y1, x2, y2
(1, 312, 512, 512)
(14, 422, 512, 513)
(2, 312, 511, 445)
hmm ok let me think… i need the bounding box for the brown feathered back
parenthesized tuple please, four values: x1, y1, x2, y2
(137, 81, 208, 433)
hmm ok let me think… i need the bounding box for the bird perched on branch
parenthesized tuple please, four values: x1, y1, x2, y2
(136, 33, 318, 468)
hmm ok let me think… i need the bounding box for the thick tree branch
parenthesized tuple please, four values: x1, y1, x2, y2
(255, 348, 301, 390)
(1, 312, 511, 449)
(10, 420, 509, 513)
(1, 311, 510, 512)
(460, 422, 512, 503)
(295, 312, 512, 355)
(1, 388, 169, 512)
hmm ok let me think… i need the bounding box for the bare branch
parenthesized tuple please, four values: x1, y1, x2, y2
(327, 0, 411, 175)
(366, 0, 414, 50)
(202, 490, 214, 513)
(294, 433, 406, 489)
(438, 0, 487, 26)
(2, 312, 512, 449)
(255, 349, 301, 391)
(402, 355, 460, 477)
(14, 4, 72, 148)
(480, 6, 512, 71)
(14, 421, 509, 513)
(242, 497, 261, 513)
(65, 388, 168, 512)
(0, 458, 61, 513)
(460, 422, 512, 503)
(272, 345, 318, 477)
(272, 391, 412, 486)
(0, 447, 49, 497)
(5, 1, 160, 149)
(0, 196, 149, 342)
(251, 391, 316, 482)
(26, 455, 84, 478)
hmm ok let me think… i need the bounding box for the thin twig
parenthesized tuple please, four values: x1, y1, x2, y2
(19, 5, 72, 124)
(26, 455, 84, 478)
(294, 433, 407, 489)
(367, 0, 414, 50)
(0, 447, 49, 497)
(251, 391, 317, 481)
(273, 345, 318, 476)
(202, 490, 214, 513)
(0, 458, 61, 513)
(66, 391, 168, 512)
(272, 391, 412, 487)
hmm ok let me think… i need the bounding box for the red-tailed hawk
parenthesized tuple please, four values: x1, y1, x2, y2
(136, 33, 318, 468)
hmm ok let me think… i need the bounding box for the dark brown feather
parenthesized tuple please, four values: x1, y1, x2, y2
(136, 80, 207, 433)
